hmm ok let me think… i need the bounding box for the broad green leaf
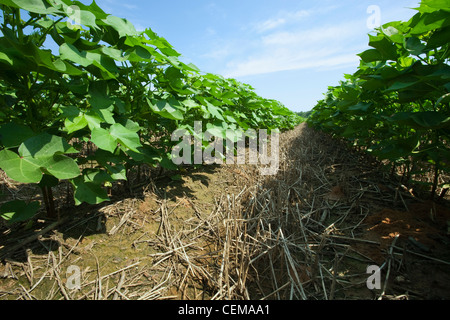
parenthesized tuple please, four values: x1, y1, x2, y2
(126, 145, 161, 164)
(0, 149, 43, 183)
(101, 46, 127, 61)
(0, 52, 13, 65)
(59, 43, 92, 67)
(417, 0, 450, 13)
(91, 127, 117, 153)
(370, 136, 421, 161)
(386, 79, 420, 91)
(19, 133, 74, 158)
(347, 102, 372, 113)
(82, 169, 114, 184)
(73, 177, 110, 205)
(0, 200, 40, 223)
(84, 112, 103, 129)
(1, 0, 58, 14)
(410, 111, 450, 129)
(65, 114, 88, 134)
(409, 10, 450, 34)
(390, 111, 450, 129)
(0, 123, 35, 148)
(91, 124, 141, 153)
(359, 49, 384, 62)
(106, 164, 127, 181)
(103, 15, 138, 38)
(60, 44, 118, 75)
(0, 139, 80, 183)
(368, 34, 398, 61)
(426, 25, 450, 49)
(109, 123, 142, 152)
(160, 154, 178, 170)
(205, 125, 226, 140)
(148, 98, 184, 120)
(405, 37, 426, 55)
(38, 155, 80, 180)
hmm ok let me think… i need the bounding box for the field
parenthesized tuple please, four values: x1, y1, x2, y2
(1, 123, 450, 300)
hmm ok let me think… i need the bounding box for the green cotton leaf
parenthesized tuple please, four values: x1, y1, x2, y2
(0, 0, 59, 14)
(358, 49, 383, 63)
(347, 102, 373, 113)
(59, 43, 92, 67)
(89, 81, 112, 108)
(184, 63, 201, 73)
(0, 52, 13, 65)
(60, 44, 118, 76)
(416, 0, 450, 13)
(427, 26, 450, 49)
(0, 149, 43, 183)
(207, 103, 225, 121)
(103, 15, 138, 38)
(101, 46, 127, 61)
(18, 133, 74, 158)
(118, 118, 142, 132)
(91, 127, 117, 153)
(370, 136, 421, 161)
(84, 112, 103, 130)
(105, 164, 127, 181)
(0, 133, 80, 183)
(405, 37, 427, 56)
(38, 155, 81, 180)
(0, 123, 35, 148)
(91, 124, 142, 153)
(82, 169, 114, 184)
(368, 34, 398, 61)
(51, 58, 83, 76)
(181, 99, 199, 110)
(126, 145, 161, 165)
(65, 114, 88, 134)
(72, 177, 110, 205)
(148, 98, 184, 121)
(160, 154, 179, 170)
(88, 81, 116, 123)
(409, 10, 450, 34)
(109, 123, 142, 152)
(410, 111, 450, 129)
(391, 111, 450, 130)
(386, 79, 420, 91)
(0, 200, 40, 224)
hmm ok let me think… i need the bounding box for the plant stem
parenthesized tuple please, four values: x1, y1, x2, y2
(42, 186, 57, 219)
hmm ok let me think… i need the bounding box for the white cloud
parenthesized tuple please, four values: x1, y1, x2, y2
(256, 18, 287, 33)
(223, 19, 366, 78)
(123, 4, 138, 10)
(197, 3, 372, 79)
(224, 50, 359, 78)
(254, 9, 311, 33)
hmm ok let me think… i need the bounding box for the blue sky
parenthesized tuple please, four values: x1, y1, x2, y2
(85, 0, 419, 112)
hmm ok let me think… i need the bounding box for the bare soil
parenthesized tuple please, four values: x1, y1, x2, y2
(1, 123, 449, 300)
